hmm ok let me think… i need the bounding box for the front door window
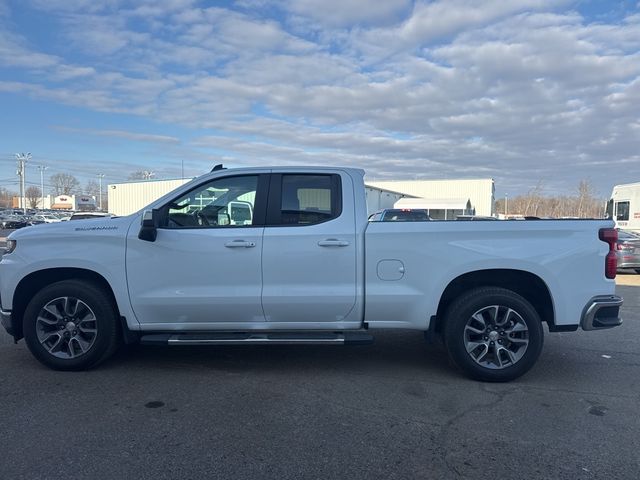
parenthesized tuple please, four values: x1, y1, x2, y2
(165, 175, 258, 228)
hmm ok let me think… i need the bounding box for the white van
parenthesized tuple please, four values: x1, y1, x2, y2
(608, 182, 640, 233)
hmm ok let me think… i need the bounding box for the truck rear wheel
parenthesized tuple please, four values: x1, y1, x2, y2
(443, 287, 543, 382)
(23, 280, 120, 371)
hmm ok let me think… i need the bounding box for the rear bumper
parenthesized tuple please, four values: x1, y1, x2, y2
(580, 295, 623, 331)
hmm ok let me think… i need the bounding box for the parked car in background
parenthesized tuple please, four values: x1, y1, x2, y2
(26, 216, 45, 225)
(616, 230, 640, 273)
(31, 214, 62, 224)
(69, 212, 114, 221)
(0, 216, 30, 229)
(369, 208, 431, 222)
(55, 212, 73, 221)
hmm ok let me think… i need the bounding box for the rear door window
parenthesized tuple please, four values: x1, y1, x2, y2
(267, 174, 342, 226)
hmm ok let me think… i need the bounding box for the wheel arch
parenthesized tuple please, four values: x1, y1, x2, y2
(10, 268, 120, 341)
(434, 269, 558, 334)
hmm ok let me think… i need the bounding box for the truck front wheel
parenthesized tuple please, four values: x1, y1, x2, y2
(443, 287, 544, 382)
(23, 280, 120, 371)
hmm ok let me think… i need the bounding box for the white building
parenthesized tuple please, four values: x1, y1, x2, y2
(366, 178, 495, 217)
(107, 175, 495, 218)
(108, 178, 409, 216)
(108, 178, 191, 216)
(364, 185, 412, 214)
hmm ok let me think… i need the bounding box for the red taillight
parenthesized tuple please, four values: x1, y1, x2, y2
(605, 253, 617, 279)
(599, 228, 617, 246)
(599, 228, 618, 279)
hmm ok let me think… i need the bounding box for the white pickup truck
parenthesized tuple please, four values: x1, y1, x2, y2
(0, 166, 623, 381)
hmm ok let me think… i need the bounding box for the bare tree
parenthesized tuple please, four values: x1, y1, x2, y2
(85, 180, 100, 197)
(575, 179, 600, 218)
(523, 180, 544, 216)
(25, 186, 42, 209)
(495, 179, 605, 218)
(0, 187, 15, 209)
(50, 173, 80, 196)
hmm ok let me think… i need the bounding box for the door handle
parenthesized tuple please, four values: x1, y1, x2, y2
(317, 239, 350, 247)
(225, 240, 256, 248)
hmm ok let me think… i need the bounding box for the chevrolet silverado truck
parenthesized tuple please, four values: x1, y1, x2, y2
(0, 166, 623, 381)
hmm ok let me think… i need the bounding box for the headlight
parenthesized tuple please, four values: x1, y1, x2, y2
(5, 239, 16, 254)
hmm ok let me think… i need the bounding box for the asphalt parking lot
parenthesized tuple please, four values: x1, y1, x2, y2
(0, 283, 638, 480)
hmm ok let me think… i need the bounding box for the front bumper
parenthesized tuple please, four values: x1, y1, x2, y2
(580, 295, 623, 331)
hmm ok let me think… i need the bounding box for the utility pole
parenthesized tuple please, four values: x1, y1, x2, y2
(97, 173, 105, 211)
(37, 165, 48, 210)
(505, 194, 508, 217)
(15, 152, 31, 214)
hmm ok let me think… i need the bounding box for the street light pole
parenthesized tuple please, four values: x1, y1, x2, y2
(37, 165, 48, 210)
(15, 153, 31, 214)
(97, 174, 105, 211)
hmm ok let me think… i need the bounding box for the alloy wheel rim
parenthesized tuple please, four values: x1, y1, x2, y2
(36, 296, 98, 359)
(464, 305, 529, 370)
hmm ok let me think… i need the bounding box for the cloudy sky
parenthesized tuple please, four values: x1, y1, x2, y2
(0, 0, 639, 199)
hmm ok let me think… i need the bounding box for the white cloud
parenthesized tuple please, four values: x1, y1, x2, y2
(349, 0, 572, 61)
(60, 13, 146, 56)
(51, 126, 181, 144)
(52, 65, 96, 80)
(25, 0, 123, 13)
(0, 30, 60, 68)
(285, 0, 412, 28)
(196, 8, 318, 54)
(0, 81, 117, 110)
(2, 2, 640, 194)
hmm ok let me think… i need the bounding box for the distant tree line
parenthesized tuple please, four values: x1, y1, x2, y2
(495, 180, 606, 218)
(0, 170, 142, 210)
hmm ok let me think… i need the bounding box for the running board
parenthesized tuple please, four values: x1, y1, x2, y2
(140, 331, 374, 346)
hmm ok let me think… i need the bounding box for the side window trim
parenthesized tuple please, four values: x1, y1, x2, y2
(157, 173, 270, 229)
(265, 173, 282, 226)
(265, 173, 343, 227)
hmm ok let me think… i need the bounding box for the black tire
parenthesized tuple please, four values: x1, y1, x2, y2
(443, 287, 544, 382)
(23, 280, 120, 371)
(635, 269, 640, 275)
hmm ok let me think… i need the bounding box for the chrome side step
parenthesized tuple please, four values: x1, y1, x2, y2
(140, 331, 373, 346)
